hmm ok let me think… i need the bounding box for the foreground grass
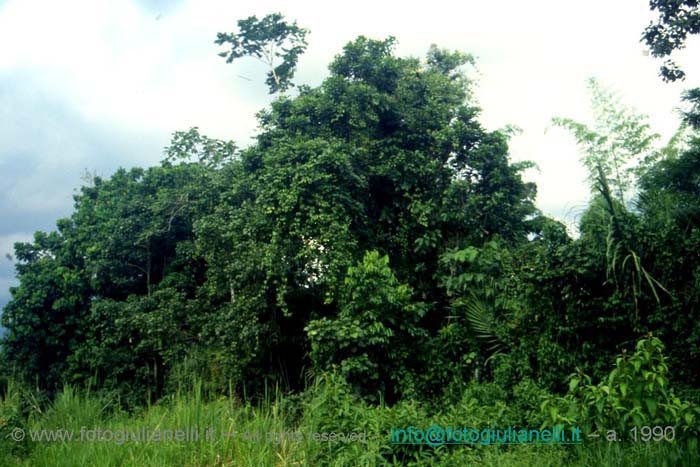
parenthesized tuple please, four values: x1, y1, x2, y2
(1, 379, 697, 466)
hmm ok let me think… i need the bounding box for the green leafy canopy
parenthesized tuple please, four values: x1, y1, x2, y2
(215, 13, 309, 94)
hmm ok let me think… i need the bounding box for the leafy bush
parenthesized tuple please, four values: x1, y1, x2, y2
(306, 251, 426, 400)
(543, 336, 700, 441)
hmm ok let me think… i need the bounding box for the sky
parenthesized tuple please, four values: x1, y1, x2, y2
(1, 0, 698, 311)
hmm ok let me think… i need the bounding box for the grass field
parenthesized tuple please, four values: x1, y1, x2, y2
(2, 377, 697, 466)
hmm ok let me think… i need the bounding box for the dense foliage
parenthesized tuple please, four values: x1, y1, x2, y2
(2, 36, 541, 403)
(2, 12, 700, 463)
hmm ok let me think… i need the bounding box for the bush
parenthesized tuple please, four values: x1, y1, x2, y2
(543, 336, 700, 443)
(306, 251, 426, 401)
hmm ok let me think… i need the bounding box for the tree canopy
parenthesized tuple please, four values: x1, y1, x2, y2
(643, 0, 700, 82)
(0, 35, 540, 403)
(216, 13, 309, 93)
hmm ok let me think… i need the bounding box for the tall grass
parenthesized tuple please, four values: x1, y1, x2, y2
(1, 377, 697, 466)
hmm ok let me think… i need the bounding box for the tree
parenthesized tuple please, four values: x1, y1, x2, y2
(680, 88, 700, 129)
(635, 137, 700, 384)
(306, 251, 425, 400)
(1, 35, 538, 402)
(552, 78, 660, 205)
(642, 1, 700, 129)
(642, 0, 700, 82)
(0, 150, 220, 403)
(0, 229, 90, 390)
(216, 13, 309, 94)
(544, 75, 700, 388)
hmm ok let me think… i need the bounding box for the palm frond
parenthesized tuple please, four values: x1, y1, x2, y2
(463, 294, 507, 357)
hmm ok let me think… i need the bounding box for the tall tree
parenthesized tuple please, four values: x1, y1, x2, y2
(216, 13, 309, 94)
(0, 228, 90, 390)
(1, 35, 538, 401)
(552, 78, 660, 205)
(196, 36, 537, 395)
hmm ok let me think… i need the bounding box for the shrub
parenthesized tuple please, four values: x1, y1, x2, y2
(543, 336, 700, 443)
(306, 251, 426, 401)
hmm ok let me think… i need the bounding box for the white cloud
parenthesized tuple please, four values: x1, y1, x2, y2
(1, 0, 698, 230)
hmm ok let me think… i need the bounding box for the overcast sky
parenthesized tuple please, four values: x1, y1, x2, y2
(1, 0, 698, 311)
